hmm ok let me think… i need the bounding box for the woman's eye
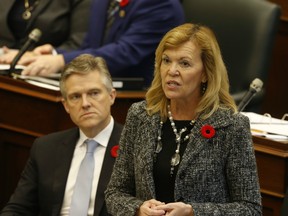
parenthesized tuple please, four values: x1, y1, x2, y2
(162, 57, 170, 64)
(180, 61, 191, 67)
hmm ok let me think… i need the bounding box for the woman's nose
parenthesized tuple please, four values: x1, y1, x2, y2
(168, 63, 179, 76)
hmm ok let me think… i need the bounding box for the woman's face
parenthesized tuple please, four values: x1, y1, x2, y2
(160, 40, 206, 104)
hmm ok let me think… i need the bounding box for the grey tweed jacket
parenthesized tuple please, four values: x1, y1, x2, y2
(105, 101, 262, 215)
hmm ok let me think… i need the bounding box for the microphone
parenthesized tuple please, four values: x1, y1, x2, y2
(9, 28, 42, 73)
(237, 78, 263, 112)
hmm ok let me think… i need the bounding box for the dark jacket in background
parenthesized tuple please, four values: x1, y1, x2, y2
(59, 0, 185, 86)
(0, 0, 91, 50)
(0, 122, 123, 216)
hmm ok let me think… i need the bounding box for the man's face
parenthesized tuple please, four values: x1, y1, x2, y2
(62, 71, 116, 137)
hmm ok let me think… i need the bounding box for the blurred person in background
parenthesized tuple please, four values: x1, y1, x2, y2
(0, 0, 91, 54)
(0, 0, 185, 87)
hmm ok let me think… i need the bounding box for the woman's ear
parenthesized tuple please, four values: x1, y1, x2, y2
(201, 72, 207, 83)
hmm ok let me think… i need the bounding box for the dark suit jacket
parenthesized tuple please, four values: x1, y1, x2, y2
(0, 0, 91, 50)
(0, 122, 123, 216)
(59, 0, 185, 86)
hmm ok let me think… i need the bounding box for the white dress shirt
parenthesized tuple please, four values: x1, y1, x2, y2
(60, 117, 114, 216)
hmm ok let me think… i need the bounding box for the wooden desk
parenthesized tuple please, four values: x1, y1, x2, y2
(253, 136, 288, 216)
(0, 75, 145, 208)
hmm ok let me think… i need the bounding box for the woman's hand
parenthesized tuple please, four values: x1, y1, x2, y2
(0, 46, 37, 64)
(137, 199, 166, 216)
(154, 202, 194, 216)
(0, 47, 19, 64)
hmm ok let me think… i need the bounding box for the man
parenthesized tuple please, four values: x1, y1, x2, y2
(0, 0, 185, 87)
(0, 54, 123, 216)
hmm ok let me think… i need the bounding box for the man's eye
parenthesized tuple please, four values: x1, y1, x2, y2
(69, 95, 80, 101)
(89, 91, 99, 98)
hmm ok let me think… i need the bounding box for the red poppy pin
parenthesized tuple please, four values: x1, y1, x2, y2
(118, 0, 129, 7)
(111, 145, 119, 158)
(201, 125, 216, 139)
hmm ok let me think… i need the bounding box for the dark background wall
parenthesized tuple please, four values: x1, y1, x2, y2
(262, 0, 288, 119)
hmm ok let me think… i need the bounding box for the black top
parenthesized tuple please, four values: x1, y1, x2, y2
(8, 0, 27, 47)
(8, 0, 38, 48)
(153, 120, 194, 203)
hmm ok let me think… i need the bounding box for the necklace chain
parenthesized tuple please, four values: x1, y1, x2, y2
(23, 0, 40, 20)
(155, 105, 196, 176)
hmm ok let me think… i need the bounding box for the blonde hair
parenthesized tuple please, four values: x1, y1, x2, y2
(146, 23, 237, 120)
(60, 54, 113, 98)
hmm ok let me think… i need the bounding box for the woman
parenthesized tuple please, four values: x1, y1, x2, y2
(105, 23, 262, 215)
(0, 0, 91, 58)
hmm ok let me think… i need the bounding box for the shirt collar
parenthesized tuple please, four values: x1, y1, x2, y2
(78, 116, 114, 148)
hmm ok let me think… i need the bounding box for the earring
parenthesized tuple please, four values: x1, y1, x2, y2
(201, 82, 207, 95)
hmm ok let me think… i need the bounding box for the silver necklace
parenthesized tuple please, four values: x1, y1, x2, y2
(155, 105, 196, 176)
(23, 0, 40, 20)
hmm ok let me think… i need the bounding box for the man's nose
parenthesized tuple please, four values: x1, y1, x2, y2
(81, 94, 91, 107)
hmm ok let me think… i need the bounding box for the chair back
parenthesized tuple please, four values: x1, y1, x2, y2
(182, 0, 281, 111)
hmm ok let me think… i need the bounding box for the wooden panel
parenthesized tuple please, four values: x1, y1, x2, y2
(262, 194, 283, 216)
(253, 136, 288, 216)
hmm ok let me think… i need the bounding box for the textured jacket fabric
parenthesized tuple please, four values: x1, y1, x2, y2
(105, 101, 262, 215)
(1, 122, 123, 216)
(59, 0, 185, 86)
(0, 0, 91, 50)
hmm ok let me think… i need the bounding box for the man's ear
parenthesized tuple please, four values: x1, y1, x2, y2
(62, 98, 70, 114)
(109, 88, 117, 106)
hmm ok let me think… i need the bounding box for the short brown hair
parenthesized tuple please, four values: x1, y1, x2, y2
(60, 54, 113, 98)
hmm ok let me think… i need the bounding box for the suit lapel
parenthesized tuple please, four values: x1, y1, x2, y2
(26, 0, 50, 29)
(0, 0, 15, 17)
(51, 128, 79, 215)
(180, 119, 210, 167)
(179, 110, 233, 171)
(0, 0, 16, 39)
(105, 0, 132, 43)
(87, 0, 110, 47)
(93, 122, 122, 216)
(135, 113, 160, 198)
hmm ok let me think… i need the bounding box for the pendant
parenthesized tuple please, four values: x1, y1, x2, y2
(22, 10, 31, 20)
(155, 142, 162, 153)
(171, 153, 180, 166)
(119, 9, 125, 18)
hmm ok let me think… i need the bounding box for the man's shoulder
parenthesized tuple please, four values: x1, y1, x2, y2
(36, 127, 79, 143)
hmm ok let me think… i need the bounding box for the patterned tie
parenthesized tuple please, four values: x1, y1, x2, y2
(70, 139, 98, 216)
(103, 0, 118, 43)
